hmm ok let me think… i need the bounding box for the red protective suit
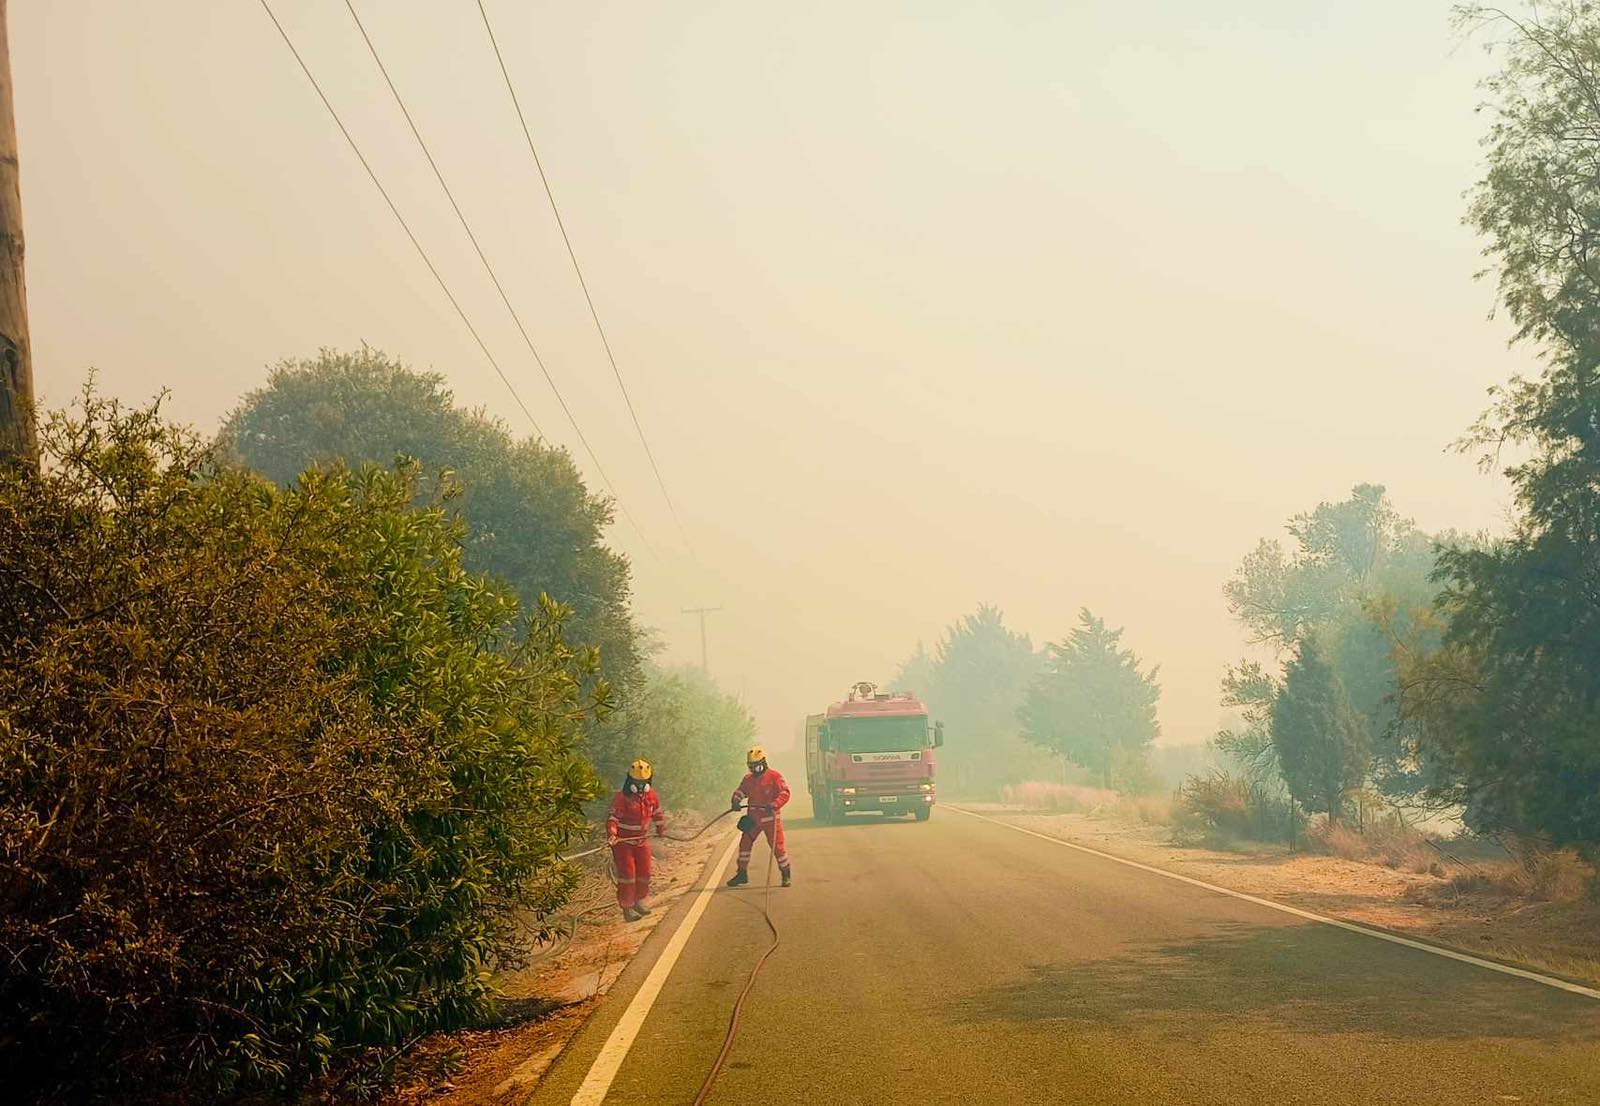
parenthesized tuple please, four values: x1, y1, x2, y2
(607, 787, 666, 911)
(732, 768, 791, 874)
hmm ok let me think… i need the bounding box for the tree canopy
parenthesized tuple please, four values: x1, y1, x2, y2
(892, 605, 1051, 797)
(219, 348, 640, 694)
(1387, 3, 1600, 845)
(1019, 609, 1161, 788)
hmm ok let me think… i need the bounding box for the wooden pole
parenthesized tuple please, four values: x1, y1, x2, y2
(681, 605, 721, 675)
(0, 0, 35, 468)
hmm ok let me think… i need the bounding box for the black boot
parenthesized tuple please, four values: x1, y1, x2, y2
(633, 900, 652, 916)
(726, 869, 749, 887)
(780, 865, 793, 887)
(621, 905, 641, 922)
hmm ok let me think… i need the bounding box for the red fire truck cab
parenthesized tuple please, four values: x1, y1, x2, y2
(806, 682, 944, 823)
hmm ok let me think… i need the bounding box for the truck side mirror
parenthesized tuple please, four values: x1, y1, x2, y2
(933, 721, 945, 748)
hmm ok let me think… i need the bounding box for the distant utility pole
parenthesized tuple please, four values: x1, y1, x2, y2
(0, 0, 33, 469)
(678, 605, 723, 675)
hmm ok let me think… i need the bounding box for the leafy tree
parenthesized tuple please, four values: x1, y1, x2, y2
(1459, 1, 1600, 356)
(1271, 638, 1372, 822)
(0, 393, 599, 1102)
(1225, 485, 1429, 648)
(1399, 3, 1600, 846)
(1222, 485, 1442, 799)
(219, 348, 640, 694)
(1019, 610, 1161, 789)
(897, 605, 1050, 798)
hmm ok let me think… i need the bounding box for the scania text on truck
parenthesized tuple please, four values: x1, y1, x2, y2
(807, 681, 943, 823)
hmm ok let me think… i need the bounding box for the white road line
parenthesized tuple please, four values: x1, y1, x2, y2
(950, 805, 1600, 1002)
(569, 834, 741, 1105)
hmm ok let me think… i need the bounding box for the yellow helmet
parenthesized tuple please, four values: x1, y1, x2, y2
(746, 745, 767, 769)
(629, 757, 653, 782)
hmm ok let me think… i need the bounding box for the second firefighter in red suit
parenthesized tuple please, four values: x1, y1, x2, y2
(607, 758, 666, 922)
(726, 745, 793, 887)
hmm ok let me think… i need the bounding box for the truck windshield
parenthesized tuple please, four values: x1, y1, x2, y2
(829, 716, 928, 753)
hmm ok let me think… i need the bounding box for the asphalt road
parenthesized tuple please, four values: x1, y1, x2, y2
(529, 801, 1600, 1105)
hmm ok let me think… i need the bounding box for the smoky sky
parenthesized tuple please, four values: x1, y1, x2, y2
(17, 1, 1519, 751)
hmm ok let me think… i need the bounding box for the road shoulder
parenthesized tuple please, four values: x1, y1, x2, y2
(963, 803, 1600, 991)
(382, 824, 739, 1106)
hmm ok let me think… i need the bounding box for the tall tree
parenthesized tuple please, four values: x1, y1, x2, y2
(900, 605, 1049, 798)
(1406, 3, 1600, 845)
(1271, 638, 1372, 822)
(1019, 610, 1161, 788)
(219, 348, 640, 693)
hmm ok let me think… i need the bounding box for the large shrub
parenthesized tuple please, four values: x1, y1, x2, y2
(1176, 771, 1302, 844)
(0, 394, 598, 1102)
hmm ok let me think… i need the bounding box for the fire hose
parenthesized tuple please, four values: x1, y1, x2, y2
(693, 804, 780, 1106)
(532, 810, 745, 965)
(558, 806, 739, 863)
(558, 803, 785, 1104)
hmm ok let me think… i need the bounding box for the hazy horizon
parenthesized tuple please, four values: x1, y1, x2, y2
(17, 1, 1524, 752)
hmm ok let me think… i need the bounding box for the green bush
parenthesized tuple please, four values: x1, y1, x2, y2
(0, 394, 599, 1102)
(1176, 771, 1301, 844)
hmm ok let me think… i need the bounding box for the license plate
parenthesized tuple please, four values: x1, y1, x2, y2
(879, 795, 898, 803)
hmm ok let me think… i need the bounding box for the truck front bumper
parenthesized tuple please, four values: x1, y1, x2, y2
(836, 790, 935, 814)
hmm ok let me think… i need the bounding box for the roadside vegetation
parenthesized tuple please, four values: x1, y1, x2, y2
(1177, 2, 1600, 910)
(0, 370, 752, 1104)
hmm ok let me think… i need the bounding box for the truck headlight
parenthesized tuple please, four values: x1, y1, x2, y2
(840, 787, 858, 796)
(919, 783, 934, 791)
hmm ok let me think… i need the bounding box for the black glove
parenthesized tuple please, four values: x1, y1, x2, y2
(730, 797, 743, 812)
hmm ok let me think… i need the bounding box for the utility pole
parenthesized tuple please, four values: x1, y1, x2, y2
(0, 0, 33, 468)
(678, 605, 723, 675)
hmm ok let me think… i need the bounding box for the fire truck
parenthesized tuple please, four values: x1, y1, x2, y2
(806, 682, 943, 823)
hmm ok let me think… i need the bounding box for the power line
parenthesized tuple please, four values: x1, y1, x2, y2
(476, 0, 697, 559)
(255, 0, 547, 441)
(340, 0, 657, 560)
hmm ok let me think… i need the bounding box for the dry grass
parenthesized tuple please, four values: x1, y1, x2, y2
(1411, 847, 1595, 905)
(1002, 780, 1115, 812)
(1002, 780, 1173, 825)
(1124, 793, 1176, 825)
(1309, 817, 1444, 876)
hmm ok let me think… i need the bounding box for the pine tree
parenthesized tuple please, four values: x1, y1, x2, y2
(1271, 638, 1371, 821)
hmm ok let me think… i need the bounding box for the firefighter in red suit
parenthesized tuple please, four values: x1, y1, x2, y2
(727, 745, 793, 888)
(607, 758, 666, 922)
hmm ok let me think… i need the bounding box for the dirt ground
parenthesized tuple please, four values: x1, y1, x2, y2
(975, 805, 1600, 988)
(381, 821, 733, 1106)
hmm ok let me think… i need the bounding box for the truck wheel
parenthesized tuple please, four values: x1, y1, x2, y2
(914, 806, 932, 822)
